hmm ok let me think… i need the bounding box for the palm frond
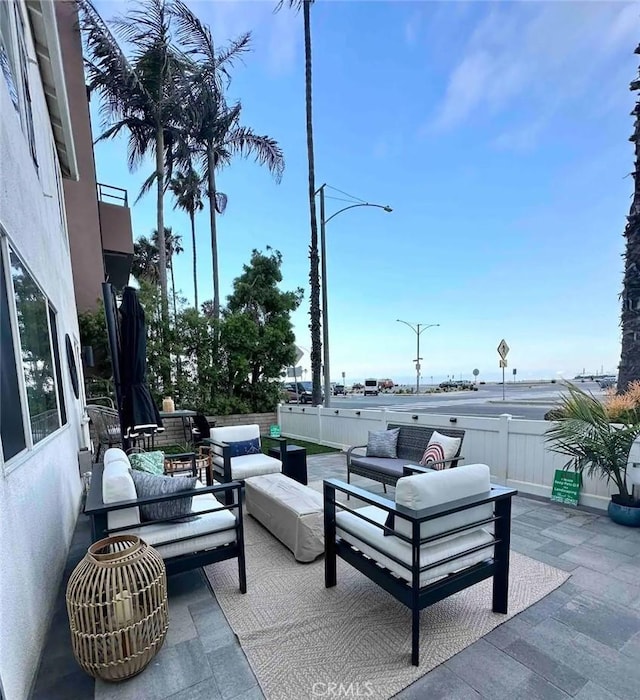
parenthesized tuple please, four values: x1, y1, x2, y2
(223, 127, 285, 183)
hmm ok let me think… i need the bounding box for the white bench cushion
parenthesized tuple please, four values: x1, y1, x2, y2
(103, 449, 140, 529)
(336, 505, 494, 587)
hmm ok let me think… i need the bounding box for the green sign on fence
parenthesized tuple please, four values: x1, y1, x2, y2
(550, 470, 580, 506)
(269, 424, 281, 438)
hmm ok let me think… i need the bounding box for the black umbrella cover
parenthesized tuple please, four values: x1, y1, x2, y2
(119, 286, 163, 437)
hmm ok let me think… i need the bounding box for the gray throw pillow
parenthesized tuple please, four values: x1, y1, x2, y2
(130, 470, 197, 522)
(366, 428, 400, 458)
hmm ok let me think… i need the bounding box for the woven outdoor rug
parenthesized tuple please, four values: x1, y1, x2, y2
(204, 511, 570, 700)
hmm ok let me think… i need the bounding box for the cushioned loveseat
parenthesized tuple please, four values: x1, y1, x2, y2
(347, 423, 465, 491)
(84, 448, 246, 589)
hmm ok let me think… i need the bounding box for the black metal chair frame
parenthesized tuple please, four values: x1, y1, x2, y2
(324, 466, 517, 666)
(85, 462, 247, 590)
(347, 424, 466, 491)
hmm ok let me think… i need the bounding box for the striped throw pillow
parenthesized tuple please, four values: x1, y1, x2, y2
(419, 431, 461, 470)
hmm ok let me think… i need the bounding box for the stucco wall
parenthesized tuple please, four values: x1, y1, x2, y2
(0, 5, 85, 699)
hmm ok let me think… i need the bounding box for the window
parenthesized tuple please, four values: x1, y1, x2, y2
(0, 0, 19, 112)
(10, 248, 62, 444)
(14, 6, 37, 169)
(0, 2, 37, 169)
(0, 244, 26, 460)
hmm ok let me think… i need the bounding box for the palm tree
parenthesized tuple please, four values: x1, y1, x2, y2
(618, 45, 640, 393)
(169, 168, 204, 310)
(77, 0, 187, 354)
(276, 0, 321, 405)
(170, 1, 285, 324)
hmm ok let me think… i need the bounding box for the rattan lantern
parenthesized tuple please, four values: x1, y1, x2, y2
(66, 535, 168, 681)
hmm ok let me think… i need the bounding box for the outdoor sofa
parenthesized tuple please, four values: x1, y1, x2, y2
(324, 463, 516, 665)
(84, 448, 246, 589)
(347, 423, 465, 491)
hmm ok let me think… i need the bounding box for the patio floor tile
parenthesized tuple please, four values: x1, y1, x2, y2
(29, 453, 640, 700)
(395, 665, 480, 699)
(444, 639, 533, 698)
(502, 638, 587, 695)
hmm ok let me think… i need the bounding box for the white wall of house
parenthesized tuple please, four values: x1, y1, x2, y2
(278, 405, 616, 510)
(0, 3, 84, 699)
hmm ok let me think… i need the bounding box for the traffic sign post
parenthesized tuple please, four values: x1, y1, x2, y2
(513, 368, 517, 383)
(497, 340, 510, 401)
(473, 368, 479, 384)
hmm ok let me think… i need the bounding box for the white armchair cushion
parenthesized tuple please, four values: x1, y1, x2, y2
(210, 424, 260, 446)
(213, 452, 282, 480)
(336, 505, 494, 587)
(393, 463, 493, 541)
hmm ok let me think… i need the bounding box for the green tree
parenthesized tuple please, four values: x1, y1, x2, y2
(170, 0, 285, 324)
(618, 45, 640, 392)
(169, 167, 205, 310)
(276, 0, 321, 405)
(219, 248, 303, 411)
(78, 0, 188, 388)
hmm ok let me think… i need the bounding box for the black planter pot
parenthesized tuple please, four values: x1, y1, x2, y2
(608, 494, 640, 527)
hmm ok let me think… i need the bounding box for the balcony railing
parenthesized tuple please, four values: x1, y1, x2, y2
(97, 182, 128, 207)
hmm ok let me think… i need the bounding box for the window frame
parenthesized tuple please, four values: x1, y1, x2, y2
(0, 235, 68, 474)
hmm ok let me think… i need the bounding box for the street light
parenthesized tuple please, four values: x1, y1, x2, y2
(317, 183, 392, 407)
(396, 320, 440, 395)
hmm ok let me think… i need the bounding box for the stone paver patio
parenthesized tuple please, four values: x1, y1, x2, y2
(31, 453, 640, 700)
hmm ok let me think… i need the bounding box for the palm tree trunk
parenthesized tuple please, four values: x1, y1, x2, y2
(190, 210, 199, 311)
(156, 127, 171, 391)
(618, 47, 640, 394)
(207, 145, 221, 324)
(303, 0, 321, 406)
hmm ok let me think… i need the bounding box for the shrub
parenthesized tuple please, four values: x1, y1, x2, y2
(604, 381, 640, 424)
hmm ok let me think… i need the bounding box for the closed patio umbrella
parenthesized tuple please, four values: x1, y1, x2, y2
(119, 286, 162, 443)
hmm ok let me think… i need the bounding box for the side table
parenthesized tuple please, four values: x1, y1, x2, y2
(268, 444, 308, 485)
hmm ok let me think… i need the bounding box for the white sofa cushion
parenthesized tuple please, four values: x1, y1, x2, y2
(119, 485, 237, 559)
(336, 506, 494, 587)
(102, 447, 238, 558)
(393, 463, 493, 541)
(103, 448, 140, 529)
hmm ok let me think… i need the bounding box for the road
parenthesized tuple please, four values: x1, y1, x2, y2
(320, 381, 606, 420)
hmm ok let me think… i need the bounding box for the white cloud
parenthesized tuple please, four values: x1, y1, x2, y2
(185, 0, 301, 75)
(429, 1, 640, 137)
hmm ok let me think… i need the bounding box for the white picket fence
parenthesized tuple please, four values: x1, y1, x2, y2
(277, 405, 616, 510)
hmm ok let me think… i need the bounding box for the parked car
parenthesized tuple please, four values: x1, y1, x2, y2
(333, 384, 346, 396)
(284, 381, 322, 404)
(598, 376, 617, 389)
(364, 378, 379, 396)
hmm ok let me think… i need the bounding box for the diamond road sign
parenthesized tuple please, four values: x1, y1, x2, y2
(497, 339, 510, 360)
(294, 346, 304, 364)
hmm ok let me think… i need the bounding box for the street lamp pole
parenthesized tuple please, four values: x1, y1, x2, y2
(396, 320, 440, 395)
(316, 183, 392, 407)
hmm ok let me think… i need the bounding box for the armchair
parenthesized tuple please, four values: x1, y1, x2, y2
(85, 448, 246, 588)
(203, 424, 285, 483)
(324, 463, 516, 665)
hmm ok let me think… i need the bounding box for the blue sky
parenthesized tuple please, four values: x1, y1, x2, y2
(90, 0, 639, 384)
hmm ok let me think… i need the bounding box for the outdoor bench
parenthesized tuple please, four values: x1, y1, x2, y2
(347, 423, 465, 491)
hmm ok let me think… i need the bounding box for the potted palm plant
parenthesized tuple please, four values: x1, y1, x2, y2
(545, 383, 640, 527)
